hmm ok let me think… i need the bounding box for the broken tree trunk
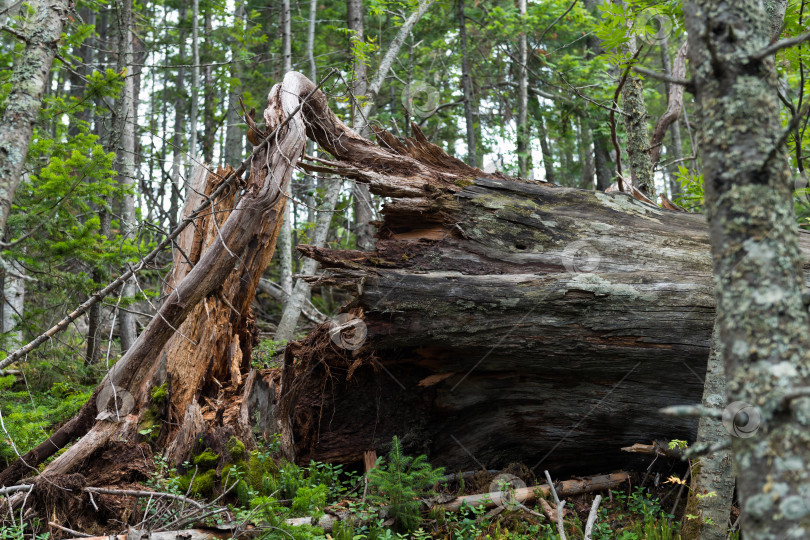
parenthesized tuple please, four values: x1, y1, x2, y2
(0, 72, 309, 486)
(254, 73, 810, 475)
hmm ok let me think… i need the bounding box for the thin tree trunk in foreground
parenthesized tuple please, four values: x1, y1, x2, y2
(684, 1, 810, 537)
(0, 0, 69, 236)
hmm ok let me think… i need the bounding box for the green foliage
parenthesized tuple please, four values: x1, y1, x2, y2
(367, 436, 445, 532)
(0, 371, 93, 467)
(252, 338, 285, 369)
(673, 166, 705, 212)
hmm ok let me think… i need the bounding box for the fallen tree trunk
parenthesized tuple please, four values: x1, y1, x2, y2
(262, 73, 810, 475)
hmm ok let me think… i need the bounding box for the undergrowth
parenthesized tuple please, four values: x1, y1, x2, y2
(124, 436, 687, 540)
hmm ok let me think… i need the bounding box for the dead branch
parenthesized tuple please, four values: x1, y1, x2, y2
(584, 494, 603, 540)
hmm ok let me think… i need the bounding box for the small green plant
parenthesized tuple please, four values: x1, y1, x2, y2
(673, 165, 705, 212)
(252, 338, 285, 369)
(367, 436, 445, 532)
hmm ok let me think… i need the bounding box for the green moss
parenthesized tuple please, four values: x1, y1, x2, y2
(177, 469, 217, 498)
(138, 408, 160, 442)
(226, 436, 246, 460)
(454, 177, 474, 188)
(193, 449, 220, 470)
(247, 450, 278, 493)
(150, 383, 168, 405)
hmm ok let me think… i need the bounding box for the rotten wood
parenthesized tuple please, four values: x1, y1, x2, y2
(255, 73, 810, 475)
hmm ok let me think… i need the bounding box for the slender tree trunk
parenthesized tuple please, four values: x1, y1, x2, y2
(0, 0, 69, 237)
(202, 8, 215, 163)
(584, 0, 612, 190)
(189, 0, 200, 162)
(111, 0, 138, 353)
(593, 125, 613, 190)
(347, 0, 375, 250)
(618, 29, 655, 196)
(681, 324, 735, 540)
(278, 0, 295, 298)
(224, 3, 245, 167)
(304, 0, 318, 223)
(2, 260, 25, 347)
(684, 1, 810, 537)
(517, 0, 529, 177)
(613, 1, 654, 195)
(276, 179, 341, 341)
(659, 35, 683, 196)
(580, 116, 595, 188)
(170, 2, 188, 229)
(457, 0, 477, 168)
(536, 108, 555, 184)
(67, 6, 92, 137)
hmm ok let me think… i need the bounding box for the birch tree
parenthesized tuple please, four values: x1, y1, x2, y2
(0, 0, 69, 236)
(278, 0, 294, 298)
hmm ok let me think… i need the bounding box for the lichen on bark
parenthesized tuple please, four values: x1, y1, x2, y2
(684, 0, 810, 537)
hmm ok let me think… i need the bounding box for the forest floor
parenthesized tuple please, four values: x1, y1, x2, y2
(0, 345, 738, 539)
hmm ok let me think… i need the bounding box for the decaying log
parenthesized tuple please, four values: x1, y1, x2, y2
(260, 72, 810, 475)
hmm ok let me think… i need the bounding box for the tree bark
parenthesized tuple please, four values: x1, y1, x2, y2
(0, 0, 69, 237)
(683, 1, 810, 537)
